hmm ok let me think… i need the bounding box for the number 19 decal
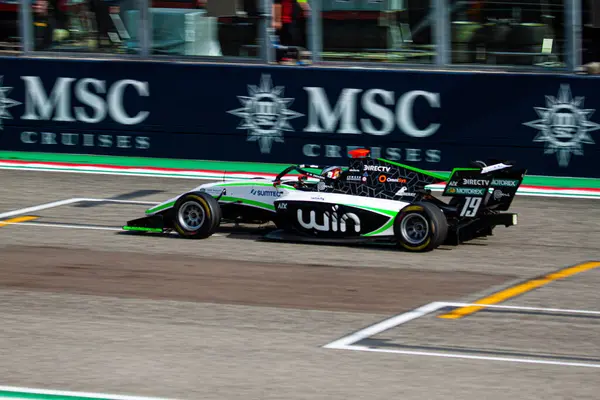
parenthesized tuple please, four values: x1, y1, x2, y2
(460, 197, 482, 217)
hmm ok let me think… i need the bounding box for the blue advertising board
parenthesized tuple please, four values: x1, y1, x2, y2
(0, 56, 599, 177)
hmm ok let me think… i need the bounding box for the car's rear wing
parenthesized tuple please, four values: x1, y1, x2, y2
(442, 162, 527, 213)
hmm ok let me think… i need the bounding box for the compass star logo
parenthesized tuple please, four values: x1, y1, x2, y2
(228, 74, 303, 154)
(524, 84, 600, 167)
(0, 76, 21, 130)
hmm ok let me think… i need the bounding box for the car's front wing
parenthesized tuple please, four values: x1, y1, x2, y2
(123, 214, 169, 233)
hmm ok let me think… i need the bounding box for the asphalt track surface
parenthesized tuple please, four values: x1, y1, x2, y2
(0, 170, 599, 400)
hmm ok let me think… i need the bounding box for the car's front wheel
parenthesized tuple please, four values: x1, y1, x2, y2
(394, 202, 448, 252)
(173, 192, 221, 239)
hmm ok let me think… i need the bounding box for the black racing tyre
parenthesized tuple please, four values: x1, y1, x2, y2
(173, 192, 221, 239)
(394, 202, 448, 252)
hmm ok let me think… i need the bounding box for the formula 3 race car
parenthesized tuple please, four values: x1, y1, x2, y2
(123, 149, 527, 252)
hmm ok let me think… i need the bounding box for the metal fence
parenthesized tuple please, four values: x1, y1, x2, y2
(1, 0, 586, 73)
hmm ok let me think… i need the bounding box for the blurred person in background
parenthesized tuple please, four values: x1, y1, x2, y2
(32, 0, 125, 50)
(87, 0, 123, 49)
(32, 0, 70, 49)
(272, 0, 309, 48)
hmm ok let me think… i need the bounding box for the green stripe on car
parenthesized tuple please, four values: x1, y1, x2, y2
(362, 216, 395, 237)
(220, 182, 296, 190)
(145, 201, 175, 214)
(346, 204, 398, 217)
(219, 196, 275, 211)
(378, 158, 448, 181)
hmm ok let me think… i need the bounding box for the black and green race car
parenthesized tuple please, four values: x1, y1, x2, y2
(124, 149, 527, 252)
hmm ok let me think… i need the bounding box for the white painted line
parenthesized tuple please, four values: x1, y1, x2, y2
(0, 164, 272, 181)
(85, 199, 159, 205)
(323, 301, 600, 369)
(0, 385, 177, 400)
(1, 162, 599, 199)
(441, 302, 600, 316)
(0, 198, 84, 219)
(340, 344, 600, 369)
(0, 165, 216, 180)
(324, 302, 445, 349)
(511, 192, 600, 200)
(0, 198, 159, 220)
(13, 222, 125, 231)
(10, 221, 224, 237)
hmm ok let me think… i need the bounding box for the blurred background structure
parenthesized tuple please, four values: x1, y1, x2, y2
(0, 0, 598, 73)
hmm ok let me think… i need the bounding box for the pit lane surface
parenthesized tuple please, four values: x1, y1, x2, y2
(0, 170, 599, 400)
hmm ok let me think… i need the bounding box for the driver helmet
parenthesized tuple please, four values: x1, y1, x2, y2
(322, 166, 343, 180)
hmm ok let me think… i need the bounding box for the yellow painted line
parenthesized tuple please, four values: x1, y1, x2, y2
(0, 216, 39, 227)
(439, 261, 600, 319)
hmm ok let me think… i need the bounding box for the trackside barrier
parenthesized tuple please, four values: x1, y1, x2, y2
(0, 56, 599, 178)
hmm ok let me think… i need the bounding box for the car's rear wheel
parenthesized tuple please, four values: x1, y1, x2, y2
(394, 202, 448, 252)
(173, 192, 221, 239)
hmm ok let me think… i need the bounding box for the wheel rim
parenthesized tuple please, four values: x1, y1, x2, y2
(400, 213, 429, 245)
(178, 201, 206, 231)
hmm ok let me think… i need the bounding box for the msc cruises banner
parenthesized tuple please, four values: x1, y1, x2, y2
(0, 56, 599, 177)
